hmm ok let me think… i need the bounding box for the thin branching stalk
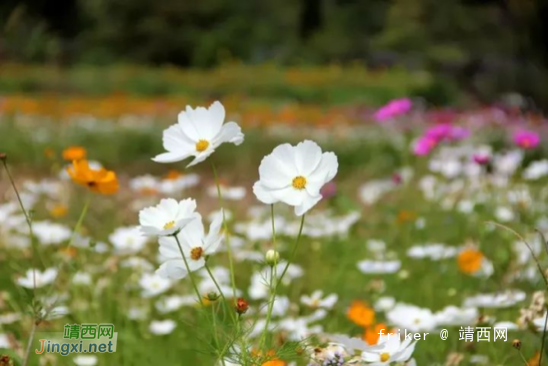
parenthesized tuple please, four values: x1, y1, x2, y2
(44, 193, 92, 314)
(205, 262, 228, 305)
(174, 235, 204, 307)
(260, 214, 306, 352)
(259, 204, 279, 350)
(3, 159, 41, 366)
(210, 161, 237, 299)
(487, 221, 548, 286)
(276, 214, 306, 290)
(517, 349, 529, 366)
(21, 320, 38, 366)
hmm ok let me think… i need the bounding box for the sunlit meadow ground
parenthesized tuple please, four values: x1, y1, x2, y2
(1, 73, 548, 365)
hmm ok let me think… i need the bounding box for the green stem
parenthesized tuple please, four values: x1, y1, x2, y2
(259, 204, 279, 350)
(205, 263, 228, 304)
(44, 193, 91, 314)
(540, 310, 548, 365)
(275, 214, 306, 291)
(210, 160, 237, 299)
(174, 236, 204, 307)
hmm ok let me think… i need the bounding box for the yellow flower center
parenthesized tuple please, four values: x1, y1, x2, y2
(380, 353, 390, 362)
(163, 221, 175, 230)
(190, 247, 203, 261)
(195, 139, 210, 152)
(292, 176, 307, 190)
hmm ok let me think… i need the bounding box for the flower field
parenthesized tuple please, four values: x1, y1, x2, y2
(1, 71, 548, 366)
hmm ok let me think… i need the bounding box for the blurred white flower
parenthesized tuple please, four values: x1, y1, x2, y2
(139, 198, 199, 237)
(31, 221, 71, 246)
(463, 290, 526, 308)
(253, 140, 338, 216)
(17, 268, 57, 288)
(139, 273, 172, 298)
(494, 206, 514, 223)
(149, 320, 176, 335)
(523, 160, 548, 180)
(109, 226, 148, 255)
(357, 260, 401, 274)
(386, 303, 437, 332)
(73, 355, 98, 366)
(207, 184, 246, 200)
(153, 101, 244, 167)
(300, 290, 338, 309)
(434, 306, 478, 326)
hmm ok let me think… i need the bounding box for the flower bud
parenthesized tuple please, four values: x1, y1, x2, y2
(235, 297, 249, 315)
(204, 292, 220, 302)
(0, 153, 6, 162)
(512, 339, 521, 350)
(265, 249, 280, 266)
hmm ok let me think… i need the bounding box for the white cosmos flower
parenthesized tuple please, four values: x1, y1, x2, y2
(17, 268, 58, 288)
(253, 140, 338, 216)
(300, 290, 338, 309)
(109, 226, 148, 255)
(139, 198, 199, 236)
(361, 334, 417, 365)
(139, 273, 172, 298)
(386, 303, 437, 332)
(152, 101, 244, 167)
(149, 319, 176, 335)
(156, 211, 223, 279)
(73, 355, 98, 366)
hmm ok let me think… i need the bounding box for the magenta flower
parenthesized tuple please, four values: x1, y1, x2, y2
(513, 130, 540, 149)
(374, 98, 412, 122)
(413, 136, 438, 156)
(425, 124, 469, 142)
(472, 154, 490, 165)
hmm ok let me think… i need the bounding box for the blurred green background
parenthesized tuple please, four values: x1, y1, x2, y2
(1, 0, 548, 107)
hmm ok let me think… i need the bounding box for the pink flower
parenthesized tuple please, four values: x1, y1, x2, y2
(473, 154, 490, 165)
(413, 136, 438, 156)
(320, 181, 337, 199)
(374, 98, 412, 122)
(425, 124, 469, 142)
(513, 130, 540, 149)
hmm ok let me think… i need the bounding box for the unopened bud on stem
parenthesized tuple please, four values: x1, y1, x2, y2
(265, 249, 280, 266)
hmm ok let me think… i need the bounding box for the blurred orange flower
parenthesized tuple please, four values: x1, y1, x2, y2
(67, 160, 119, 194)
(262, 360, 285, 366)
(63, 146, 87, 161)
(347, 300, 375, 327)
(363, 323, 395, 345)
(44, 147, 55, 159)
(260, 350, 285, 366)
(49, 204, 68, 218)
(457, 248, 484, 274)
(528, 351, 540, 366)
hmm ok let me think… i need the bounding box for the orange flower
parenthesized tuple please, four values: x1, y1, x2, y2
(62, 146, 87, 161)
(44, 147, 55, 159)
(262, 360, 285, 366)
(363, 323, 395, 345)
(67, 160, 119, 194)
(397, 210, 417, 224)
(457, 248, 484, 274)
(49, 204, 68, 218)
(347, 300, 375, 327)
(260, 350, 285, 366)
(528, 351, 540, 366)
(164, 169, 182, 180)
